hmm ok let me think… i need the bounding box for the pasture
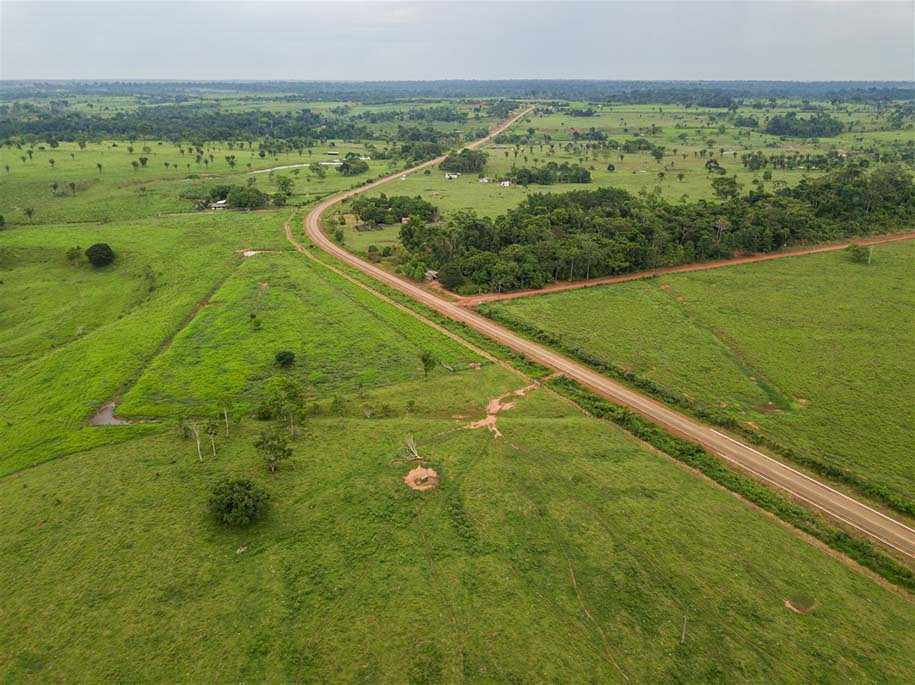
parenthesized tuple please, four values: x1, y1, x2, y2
(2, 361, 914, 682)
(481, 240, 915, 508)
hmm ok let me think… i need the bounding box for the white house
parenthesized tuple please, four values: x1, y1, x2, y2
(445, 172, 461, 180)
(209, 199, 228, 209)
(500, 180, 511, 187)
(479, 177, 490, 184)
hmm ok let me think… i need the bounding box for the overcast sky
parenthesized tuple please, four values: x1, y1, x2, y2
(1, 1, 912, 81)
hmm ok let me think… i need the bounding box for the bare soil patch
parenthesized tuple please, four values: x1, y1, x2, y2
(465, 382, 539, 438)
(404, 466, 440, 491)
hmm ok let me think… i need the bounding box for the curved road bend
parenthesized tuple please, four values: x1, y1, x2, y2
(301, 108, 915, 560)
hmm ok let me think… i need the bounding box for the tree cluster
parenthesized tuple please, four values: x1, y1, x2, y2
(440, 148, 487, 173)
(350, 194, 438, 224)
(505, 162, 592, 185)
(398, 164, 913, 293)
(765, 112, 844, 138)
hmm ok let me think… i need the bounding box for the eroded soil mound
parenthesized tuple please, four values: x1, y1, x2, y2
(404, 466, 439, 491)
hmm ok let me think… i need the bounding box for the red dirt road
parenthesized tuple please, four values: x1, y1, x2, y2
(462, 231, 915, 306)
(298, 108, 915, 560)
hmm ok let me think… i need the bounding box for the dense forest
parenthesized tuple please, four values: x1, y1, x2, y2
(397, 164, 914, 293)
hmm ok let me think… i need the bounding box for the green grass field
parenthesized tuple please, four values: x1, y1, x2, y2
(348, 102, 914, 274)
(482, 240, 915, 507)
(0, 139, 402, 225)
(2, 91, 914, 681)
(2, 361, 914, 682)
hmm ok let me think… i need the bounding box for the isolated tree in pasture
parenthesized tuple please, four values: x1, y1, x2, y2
(48, 159, 55, 168)
(0, 215, 6, 230)
(710, 175, 742, 201)
(131, 161, 139, 171)
(677, 172, 685, 182)
(23, 207, 34, 221)
(96, 162, 103, 174)
(138, 157, 148, 167)
(86, 242, 115, 267)
(20, 156, 26, 164)
(209, 479, 268, 527)
(4, 164, 9, 174)
(275, 350, 296, 367)
(50, 182, 59, 194)
(255, 428, 292, 473)
(419, 350, 436, 377)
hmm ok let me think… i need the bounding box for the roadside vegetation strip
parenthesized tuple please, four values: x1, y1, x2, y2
(478, 304, 915, 518)
(547, 376, 915, 594)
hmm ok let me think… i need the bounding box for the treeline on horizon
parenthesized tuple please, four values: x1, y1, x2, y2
(396, 163, 914, 293)
(2, 79, 913, 104)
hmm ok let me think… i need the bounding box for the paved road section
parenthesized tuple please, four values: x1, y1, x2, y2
(300, 108, 915, 559)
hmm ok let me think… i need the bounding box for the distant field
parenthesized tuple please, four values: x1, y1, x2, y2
(2, 362, 914, 682)
(0, 139, 401, 225)
(482, 240, 915, 507)
(352, 101, 914, 267)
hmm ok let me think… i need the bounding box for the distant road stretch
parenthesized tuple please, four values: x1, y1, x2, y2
(300, 107, 915, 559)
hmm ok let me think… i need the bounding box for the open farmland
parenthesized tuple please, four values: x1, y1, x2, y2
(3, 360, 915, 682)
(481, 240, 915, 510)
(1, 74, 914, 682)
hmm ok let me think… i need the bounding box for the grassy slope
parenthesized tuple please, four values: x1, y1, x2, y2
(483, 241, 915, 501)
(0, 212, 290, 475)
(118, 252, 480, 417)
(1, 367, 913, 682)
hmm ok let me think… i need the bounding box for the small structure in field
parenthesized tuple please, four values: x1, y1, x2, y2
(424, 269, 438, 281)
(445, 172, 461, 180)
(209, 199, 228, 209)
(479, 177, 491, 183)
(500, 180, 511, 187)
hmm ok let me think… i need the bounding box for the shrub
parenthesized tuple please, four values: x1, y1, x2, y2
(85, 243, 115, 267)
(275, 350, 296, 367)
(65, 246, 83, 264)
(255, 429, 292, 473)
(209, 478, 269, 527)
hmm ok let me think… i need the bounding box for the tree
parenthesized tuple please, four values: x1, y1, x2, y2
(255, 429, 292, 473)
(275, 350, 296, 367)
(209, 479, 269, 527)
(274, 175, 294, 196)
(96, 162, 103, 174)
(419, 350, 436, 376)
(23, 207, 34, 221)
(68, 181, 77, 195)
(710, 175, 742, 201)
(86, 242, 115, 267)
(338, 158, 369, 176)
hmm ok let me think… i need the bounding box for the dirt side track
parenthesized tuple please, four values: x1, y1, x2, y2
(461, 231, 915, 307)
(298, 107, 915, 560)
